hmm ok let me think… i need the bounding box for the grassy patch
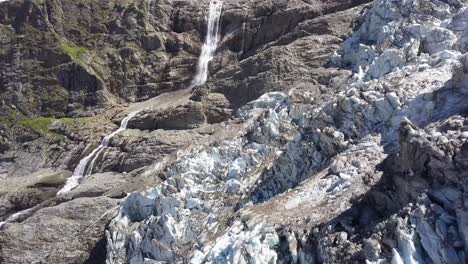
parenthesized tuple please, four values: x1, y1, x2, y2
(22, 116, 92, 137)
(19, 117, 58, 135)
(61, 44, 88, 60)
(0, 112, 25, 126)
(0, 112, 90, 137)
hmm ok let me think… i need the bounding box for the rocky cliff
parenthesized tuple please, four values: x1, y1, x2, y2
(0, 0, 467, 263)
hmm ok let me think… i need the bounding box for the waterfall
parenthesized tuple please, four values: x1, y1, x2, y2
(58, 1, 224, 196)
(0, 208, 33, 229)
(240, 11, 248, 55)
(190, 0, 223, 88)
(57, 111, 140, 195)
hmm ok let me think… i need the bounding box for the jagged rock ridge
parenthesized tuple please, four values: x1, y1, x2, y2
(0, 0, 467, 263)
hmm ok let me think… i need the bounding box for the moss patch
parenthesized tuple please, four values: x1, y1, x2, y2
(0, 112, 25, 126)
(19, 117, 58, 135)
(0, 112, 90, 137)
(61, 44, 88, 60)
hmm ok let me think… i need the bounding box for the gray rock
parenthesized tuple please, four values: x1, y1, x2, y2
(129, 101, 207, 130)
(0, 197, 118, 264)
(2, 0, 468, 264)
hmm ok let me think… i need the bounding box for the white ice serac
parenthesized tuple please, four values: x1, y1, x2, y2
(57, 111, 140, 196)
(190, 0, 223, 88)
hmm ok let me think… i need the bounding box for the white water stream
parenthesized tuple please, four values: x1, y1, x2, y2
(190, 0, 223, 88)
(58, 0, 224, 196)
(57, 111, 140, 195)
(0, 208, 33, 229)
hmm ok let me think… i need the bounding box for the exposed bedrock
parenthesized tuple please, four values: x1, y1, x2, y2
(105, 0, 468, 263)
(0, 0, 468, 263)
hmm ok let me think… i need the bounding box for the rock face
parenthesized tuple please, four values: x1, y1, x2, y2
(0, 0, 206, 117)
(0, 197, 118, 264)
(1, 0, 468, 263)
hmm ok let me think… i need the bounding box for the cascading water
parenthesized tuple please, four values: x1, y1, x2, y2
(105, 2, 225, 263)
(0, 208, 33, 229)
(57, 111, 140, 195)
(240, 11, 248, 55)
(58, 0, 223, 197)
(190, 0, 223, 88)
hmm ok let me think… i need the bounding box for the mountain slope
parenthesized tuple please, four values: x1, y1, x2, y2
(0, 0, 467, 263)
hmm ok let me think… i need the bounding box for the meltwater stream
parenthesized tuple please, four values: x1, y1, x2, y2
(57, 111, 140, 195)
(58, 0, 223, 196)
(190, 0, 223, 88)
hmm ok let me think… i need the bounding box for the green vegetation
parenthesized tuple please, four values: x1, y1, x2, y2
(19, 117, 58, 135)
(0, 112, 90, 137)
(21, 116, 90, 135)
(61, 44, 88, 60)
(0, 111, 24, 126)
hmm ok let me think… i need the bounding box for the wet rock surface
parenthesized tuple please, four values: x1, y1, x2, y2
(0, 0, 467, 263)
